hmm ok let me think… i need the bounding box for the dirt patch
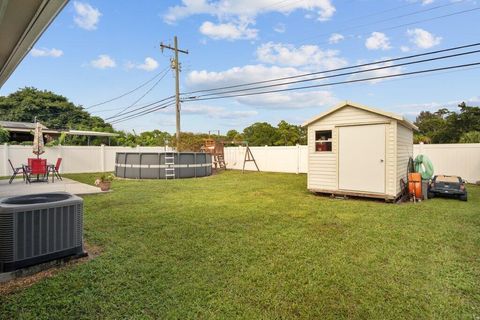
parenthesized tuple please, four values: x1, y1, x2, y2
(0, 242, 102, 295)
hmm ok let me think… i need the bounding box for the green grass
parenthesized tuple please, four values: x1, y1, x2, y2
(1, 171, 479, 319)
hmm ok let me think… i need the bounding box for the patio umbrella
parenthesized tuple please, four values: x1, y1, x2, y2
(33, 121, 45, 158)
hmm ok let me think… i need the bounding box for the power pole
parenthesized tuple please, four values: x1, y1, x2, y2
(160, 36, 188, 150)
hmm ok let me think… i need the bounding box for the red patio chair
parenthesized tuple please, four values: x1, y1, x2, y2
(8, 159, 27, 184)
(26, 159, 48, 183)
(48, 158, 63, 182)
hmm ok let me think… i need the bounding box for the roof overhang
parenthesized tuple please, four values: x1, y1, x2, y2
(302, 100, 418, 131)
(3, 126, 119, 137)
(0, 0, 68, 88)
(5, 128, 60, 134)
(67, 130, 120, 137)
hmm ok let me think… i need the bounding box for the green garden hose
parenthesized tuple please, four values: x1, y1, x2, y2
(414, 154, 434, 180)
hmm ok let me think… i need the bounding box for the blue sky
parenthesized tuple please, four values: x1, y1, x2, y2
(1, 0, 479, 134)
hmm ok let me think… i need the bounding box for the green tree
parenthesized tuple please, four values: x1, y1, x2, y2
(226, 129, 244, 142)
(243, 122, 279, 146)
(413, 134, 432, 144)
(414, 103, 480, 143)
(116, 131, 138, 147)
(172, 132, 211, 151)
(447, 103, 480, 141)
(138, 130, 172, 146)
(0, 87, 113, 132)
(459, 131, 480, 143)
(275, 120, 306, 146)
(0, 126, 9, 143)
(414, 110, 449, 143)
(45, 132, 67, 147)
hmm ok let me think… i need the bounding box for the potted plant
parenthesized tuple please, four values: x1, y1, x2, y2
(95, 173, 114, 191)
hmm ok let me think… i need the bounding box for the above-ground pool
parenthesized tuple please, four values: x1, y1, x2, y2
(115, 152, 212, 179)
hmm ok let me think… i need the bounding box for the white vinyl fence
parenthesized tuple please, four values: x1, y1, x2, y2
(2, 143, 479, 182)
(224, 143, 480, 183)
(224, 145, 308, 174)
(413, 143, 480, 183)
(0, 144, 170, 177)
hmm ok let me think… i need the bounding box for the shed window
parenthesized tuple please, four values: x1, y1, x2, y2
(315, 130, 332, 152)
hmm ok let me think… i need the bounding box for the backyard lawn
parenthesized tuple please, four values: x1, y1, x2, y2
(1, 171, 479, 319)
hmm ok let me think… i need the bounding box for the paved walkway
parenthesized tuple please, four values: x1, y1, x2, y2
(0, 177, 104, 199)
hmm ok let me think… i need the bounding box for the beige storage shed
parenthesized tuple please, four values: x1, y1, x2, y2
(303, 101, 418, 201)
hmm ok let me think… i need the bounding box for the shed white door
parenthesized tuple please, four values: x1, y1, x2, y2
(338, 124, 386, 193)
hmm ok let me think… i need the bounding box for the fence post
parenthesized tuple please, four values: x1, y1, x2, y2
(101, 144, 106, 172)
(3, 143, 8, 176)
(296, 144, 300, 174)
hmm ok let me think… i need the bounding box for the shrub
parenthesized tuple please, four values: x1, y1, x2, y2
(0, 126, 9, 143)
(459, 131, 480, 143)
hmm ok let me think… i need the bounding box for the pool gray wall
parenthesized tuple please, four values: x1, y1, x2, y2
(115, 152, 212, 179)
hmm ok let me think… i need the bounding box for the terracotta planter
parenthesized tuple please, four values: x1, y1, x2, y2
(99, 181, 111, 191)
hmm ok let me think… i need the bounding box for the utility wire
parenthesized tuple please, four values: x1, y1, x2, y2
(183, 49, 480, 99)
(110, 102, 176, 124)
(341, 1, 419, 23)
(108, 98, 176, 123)
(91, 100, 163, 114)
(106, 96, 176, 120)
(181, 42, 480, 95)
(183, 61, 480, 102)
(105, 44, 480, 124)
(381, 6, 480, 33)
(301, 0, 461, 42)
(85, 66, 170, 110)
(108, 61, 480, 124)
(106, 68, 170, 119)
(297, 6, 480, 46)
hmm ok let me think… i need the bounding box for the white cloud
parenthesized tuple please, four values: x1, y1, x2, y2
(160, 104, 258, 119)
(395, 96, 480, 116)
(163, 0, 336, 24)
(328, 33, 344, 44)
(400, 46, 410, 53)
(184, 105, 258, 119)
(163, 0, 334, 41)
(73, 1, 101, 30)
(350, 59, 403, 84)
(90, 54, 116, 69)
(407, 0, 435, 5)
(186, 64, 339, 110)
(237, 91, 338, 109)
(199, 20, 258, 40)
(124, 61, 136, 69)
(30, 48, 63, 58)
(137, 57, 159, 71)
(186, 64, 302, 91)
(256, 42, 348, 70)
(365, 32, 392, 50)
(273, 23, 286, 33)
(407, 28, 442, 49)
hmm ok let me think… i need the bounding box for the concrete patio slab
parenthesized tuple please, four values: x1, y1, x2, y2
(0, 177, 105, 199)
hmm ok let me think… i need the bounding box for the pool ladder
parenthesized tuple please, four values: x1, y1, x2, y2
(165, 152, 176, 179)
